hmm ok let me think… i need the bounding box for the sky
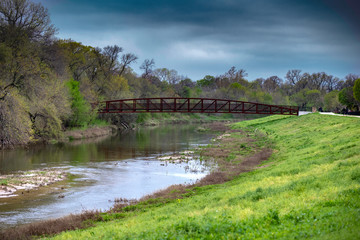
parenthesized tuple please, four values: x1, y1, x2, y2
(36, 0, 360, 81)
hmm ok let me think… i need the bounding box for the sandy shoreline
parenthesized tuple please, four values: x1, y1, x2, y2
(0, 169, 67, 198)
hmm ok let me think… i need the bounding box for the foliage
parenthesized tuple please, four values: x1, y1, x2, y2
(324, 90, 342, 112)
(49, 114, 360, 239)
(66, 79, 95, 127)
(305, 89, 322, 107)
(353, 78, 360, 102)
(197, 75, 215, 88)
(338, 87, 356, 109)
(0, 89, 33, 148)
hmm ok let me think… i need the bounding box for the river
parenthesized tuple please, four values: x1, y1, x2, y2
(0, 124, 215, 229)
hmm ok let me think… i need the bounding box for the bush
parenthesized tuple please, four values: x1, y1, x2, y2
(66, 79, 96, 127)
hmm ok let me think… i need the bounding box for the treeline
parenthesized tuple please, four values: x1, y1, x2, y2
(194, 69, 360, 112)
(0, 0, 359, 148)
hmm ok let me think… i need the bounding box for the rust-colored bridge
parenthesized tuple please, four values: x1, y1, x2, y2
(97, 98, 299, 115)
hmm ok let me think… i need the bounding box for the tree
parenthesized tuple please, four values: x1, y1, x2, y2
(247, 90, 272, 104)
(353, 78, 360, 102)
(285, 69, 302, 85)
(101, 45, 123, 77)
(263, 76, 282, 93)
(324, 75, 339, 92)
(0, 89, 33, 148)
(0, 0, 57, 101)
(59, 40, 96, 82)
(324, 91, 342, 112)
(251, 78, 265, 90)
(119, 53, 138, 77)
(174, 78, 195, 97)
(153, 68, 183, 85)
(305, 89, 322, 108)
(66, 79, 95, 127)
(338, 87, 356, 109)
(0, 0, 56, 44)
(227, 82, 246, 100)
(0, 0, 76, 147)
(197, 75, 215, 88)
(224, 66, 247, 82)
(290, 89, 307, 109)
(152, 68, 169, 82)
(140, 58, 155, 79)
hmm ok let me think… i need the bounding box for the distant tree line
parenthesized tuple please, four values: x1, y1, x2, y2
(0, 0, 359, 148)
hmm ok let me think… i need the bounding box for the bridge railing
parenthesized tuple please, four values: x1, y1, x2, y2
(95, 98, 299, 116)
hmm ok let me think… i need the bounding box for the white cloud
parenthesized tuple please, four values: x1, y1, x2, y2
(168, 41, 243, 61)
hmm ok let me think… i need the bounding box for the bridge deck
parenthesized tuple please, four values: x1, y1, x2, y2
(97, 98, 299, 115)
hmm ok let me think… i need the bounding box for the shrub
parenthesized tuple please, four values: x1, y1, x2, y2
(66, 79, 95, 127)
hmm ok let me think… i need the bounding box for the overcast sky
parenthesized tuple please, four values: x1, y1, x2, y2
(37, 0, 360, 81)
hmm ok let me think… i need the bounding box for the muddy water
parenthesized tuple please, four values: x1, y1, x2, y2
(0, 125, 215, 229)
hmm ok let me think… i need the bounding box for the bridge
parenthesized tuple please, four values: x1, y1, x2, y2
(97, 98, 299, 115)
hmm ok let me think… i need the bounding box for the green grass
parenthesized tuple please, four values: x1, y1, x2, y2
(48, 113, 360, 239)
(0, 179, 8, 185)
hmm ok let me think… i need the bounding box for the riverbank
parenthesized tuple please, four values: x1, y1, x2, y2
(0, 120, 272, 239)
(2, 113, 360, 239)
(46, 113, 359, 239)
(63, 125, 118, 141)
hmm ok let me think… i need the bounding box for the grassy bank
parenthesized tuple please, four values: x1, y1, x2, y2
(13, 113, 360, 239)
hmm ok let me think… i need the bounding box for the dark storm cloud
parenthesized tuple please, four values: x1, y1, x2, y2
(40, 0, 360, 80)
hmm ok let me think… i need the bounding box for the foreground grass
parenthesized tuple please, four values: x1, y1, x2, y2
(49, 113, 360, 239)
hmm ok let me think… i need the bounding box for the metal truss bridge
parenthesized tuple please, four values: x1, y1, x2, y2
(97, 98, 299, 116)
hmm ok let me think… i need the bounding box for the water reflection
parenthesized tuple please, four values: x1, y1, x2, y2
(0, 124, 214, 228)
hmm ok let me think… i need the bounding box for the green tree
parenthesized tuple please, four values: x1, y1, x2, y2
(338, 87, 356, 109)
(353, 78, 360, 102)
(305, 89, 322, 108)
(66, 79, 95, 127)
(247, 90, 272, 104)
(324, 91, 342, 112)
(197, 75, 215, 88)
(227, 82, 246, 100)
(290, 89, 307, 109)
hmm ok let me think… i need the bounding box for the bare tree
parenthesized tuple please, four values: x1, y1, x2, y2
(103, 45, 122, 72)
(168, 69, 182, 85)
(97, 45, 123, 80)
(224, 66, 247, 83)
(264, 76, 282, 93)
(140, 58, 155, 79)
(324, 75, 339, 92)
(119, 53, 138, 77)
(344, 74, 360, 87)
(153, 68, 170, 82)
(234, 68, 248, 80)
(285, 70, 302, 85)
(0, 0, 56, 44)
